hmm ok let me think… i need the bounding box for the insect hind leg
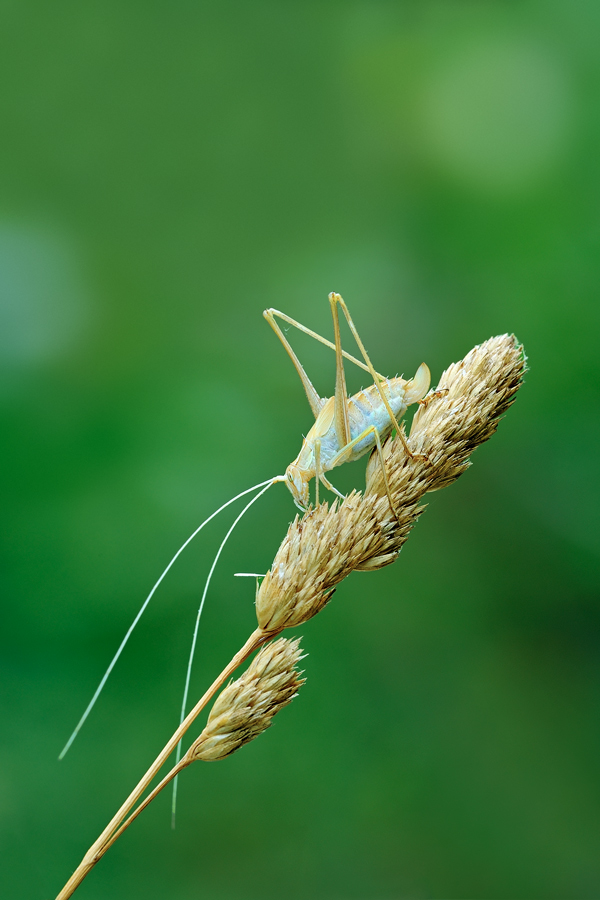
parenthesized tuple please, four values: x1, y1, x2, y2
(330, 293, 432, 463)
(330, 423, 400, 524)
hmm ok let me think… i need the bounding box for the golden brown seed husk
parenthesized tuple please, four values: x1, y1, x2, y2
(185, 637, 305, 762)
(255, 334, 525, 631)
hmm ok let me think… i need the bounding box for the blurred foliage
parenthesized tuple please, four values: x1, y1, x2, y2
(1, 2, 599, 898)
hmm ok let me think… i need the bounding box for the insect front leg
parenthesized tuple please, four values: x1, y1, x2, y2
(319, 472, 346, 503)
(313, 438, 346, 505)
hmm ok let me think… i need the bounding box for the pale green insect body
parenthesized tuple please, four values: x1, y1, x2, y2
(286, 362, 431, 510)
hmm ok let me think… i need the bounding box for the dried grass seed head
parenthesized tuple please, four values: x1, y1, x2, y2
(186, 637, 305, 762)
(256, 334, 525, 631)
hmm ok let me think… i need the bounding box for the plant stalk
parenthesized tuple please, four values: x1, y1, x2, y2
(56, 627, 271, 900)
(102, 757, 190, 857)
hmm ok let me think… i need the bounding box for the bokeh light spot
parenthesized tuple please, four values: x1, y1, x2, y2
(420, 39, 571, 193)
(0, 222, 92, 372)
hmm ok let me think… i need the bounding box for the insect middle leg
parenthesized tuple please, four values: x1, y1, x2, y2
(263, 309, 324, 419)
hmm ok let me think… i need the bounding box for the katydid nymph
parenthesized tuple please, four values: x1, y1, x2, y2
(265, 292, 431, 516)
(59, 292, 430, 800)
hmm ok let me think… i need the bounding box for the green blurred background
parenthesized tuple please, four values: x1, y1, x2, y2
(1, 2, 598, 898)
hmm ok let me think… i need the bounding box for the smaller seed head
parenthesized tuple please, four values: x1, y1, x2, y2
(185, 638, 305, 763)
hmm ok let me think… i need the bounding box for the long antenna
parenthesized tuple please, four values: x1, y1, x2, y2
(170, 478, 277, 827)
(58, 476, 279, 760)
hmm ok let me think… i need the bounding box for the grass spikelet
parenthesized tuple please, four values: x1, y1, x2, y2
(186, 637, 305, 762)
(256, 333, 526, 627)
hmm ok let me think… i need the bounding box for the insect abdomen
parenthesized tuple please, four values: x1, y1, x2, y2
(346, 378, 408, 457)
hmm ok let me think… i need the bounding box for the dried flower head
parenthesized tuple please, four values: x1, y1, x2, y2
(185, 637, 305, 762)
(256, 334, 525, 631)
